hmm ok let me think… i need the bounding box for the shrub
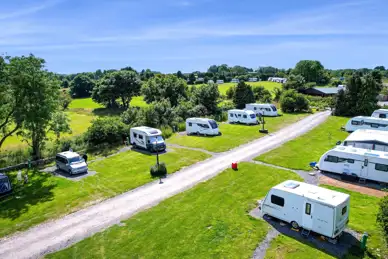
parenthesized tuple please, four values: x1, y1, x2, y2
(305, 82, 317, 89)
(177, 122, 186, 132)
(377, 195, 388, 246)
(161, 125, 173, 139)
(272, 87, 283, 102)
(86, 117, 129, 146)
(233, 81, 255, 109)
(295, 95, 309, 111)
(253, 86, 272, 103)
(280, 89, 310, 113)
(226, 86, 236, 99)
(150, 162, 167, 182)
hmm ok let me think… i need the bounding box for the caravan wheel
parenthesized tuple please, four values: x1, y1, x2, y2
(291, 221, 299, 229)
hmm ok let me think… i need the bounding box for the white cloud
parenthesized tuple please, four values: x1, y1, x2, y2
(0, 0, 64, 20)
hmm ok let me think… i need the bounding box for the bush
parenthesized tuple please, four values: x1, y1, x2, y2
(377, 196, 388, 246)
(280, 89, 310, 113)
(161, 125, 173, 139)
(233, 81, 255, 109)
(273, 87, 283, 102)
(177, 122, 186, 132)
(150, 162, 167, 179)
(86, 117, 129, 146)
(305, 82, 317, 89)
(226, 86, 236, 99)
(253, 86, 272, 103)
(295, 95, 309, 111)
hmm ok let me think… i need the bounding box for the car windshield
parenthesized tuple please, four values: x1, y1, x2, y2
(149, 135, 164, 143)
(209, 120, 218, 129)
(250, 114, 256, 119)
(271, 105, 277, 111)
(69, 157, 83, 164)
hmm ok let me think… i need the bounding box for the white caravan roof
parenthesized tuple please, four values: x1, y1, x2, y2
(246, 103, 272, 106)
(273, 180, 349, 207)
(374, 109, 388, 113)
(332, 145, 388, 158)
(58, 151, 81, 159)
(186, 118, 213, 123)
(345, 129, 388, 144)
(228, 109, 255, 115)
(131, 126, 162, 136)
(351, 116, 388, 123)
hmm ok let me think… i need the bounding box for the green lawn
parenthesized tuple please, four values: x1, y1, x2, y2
(47, 162, 303, 259)
(265, 186, 386, 259)
(0, 148, 210, 238)
(130, 96, 148, 107)
(169, 113, 309, 152)
(255, 116, 349, 170)
(218, 81, 282, 95)
(69, 98, 104, 109)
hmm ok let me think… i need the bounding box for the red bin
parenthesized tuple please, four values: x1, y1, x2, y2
(231, 162, 238, 170)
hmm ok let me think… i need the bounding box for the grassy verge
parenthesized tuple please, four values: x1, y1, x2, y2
(0, 148, 210, 238)
(255, 116, 349, 170)
(168, 113, 309, 152)
(47, 162, 302, 259)
(265, 186, 386, 259)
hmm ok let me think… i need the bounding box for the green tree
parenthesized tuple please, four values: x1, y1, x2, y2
(377, 196, 388, 246)
(252, 86, 272, 103)
(226, 86, 236, 99)
(176, 70, 185, 80)
(233, 81, 255, 109)
(142, 75, 188, 107)
(280, 89, 309, 113)
(7, 55, 60, 158)
(140, 69, 154, 81)
(188, 73, 196, 84)
(272, 87, 283, 102)
(86, 117, 128, 146)
(60, 90, 72, 110)
(283, 74, 306, 91)
(191, 83, 220, 115)
(49, 112, 71, 142)
(144, 99, 180, 128)
(70, 74, 95, 98)
(293, 60, 326, 84)
(61, 79, 69, 88)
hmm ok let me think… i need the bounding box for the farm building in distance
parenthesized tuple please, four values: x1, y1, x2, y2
(304, 87, 340, 97)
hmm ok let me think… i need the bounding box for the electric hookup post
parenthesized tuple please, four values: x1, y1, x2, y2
(259, 111, 268, 134)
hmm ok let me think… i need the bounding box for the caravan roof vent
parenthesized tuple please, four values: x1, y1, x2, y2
(283, 181, 300, 189)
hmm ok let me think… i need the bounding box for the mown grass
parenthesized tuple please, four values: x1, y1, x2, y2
(68, 98, 104, 109)
(0, 148, 210, 238)
(255, 116, 349, 170)
(169, 113, 309, 152)
(265, 186, 386, 259)
(218, 81, 282, 96)
(47, 162, 303, 259)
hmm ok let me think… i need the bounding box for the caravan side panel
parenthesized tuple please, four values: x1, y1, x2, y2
(312, 202, 335, 238)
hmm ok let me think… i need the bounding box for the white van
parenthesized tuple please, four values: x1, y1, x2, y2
(130, 126, 166, 152)
(55, 151, 88, 175)
(371, 109, 388, 119)
(186, 118, 220, 136)
(341, 129, 388, 151)
(318, 145, 388, 183)
(228, 109, 257, 125)
(261, 180, 350, 241)
(245, 103, 279, 117)
(344, 116, 388, 132)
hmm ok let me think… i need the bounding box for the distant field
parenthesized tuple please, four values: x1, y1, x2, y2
(47, 163, 302, 259)
(169, 113, 308, 152)
(68, 98, 103, 109)
(255, 116, 349, 170)
(218, 81, 282, 95)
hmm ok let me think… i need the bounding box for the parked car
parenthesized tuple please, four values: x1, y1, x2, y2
(55, 151, 88, 175)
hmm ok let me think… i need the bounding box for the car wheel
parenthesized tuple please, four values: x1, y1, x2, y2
(291, 221, 299, 229)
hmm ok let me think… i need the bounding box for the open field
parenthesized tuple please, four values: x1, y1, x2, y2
(255, 116, 349, 170)
(0, 148, 210, 238)
(169, 113, 309, 152)
(47, 163, 302, 259)
(218, 81, 282, 95)
(265, 186, 386, 259)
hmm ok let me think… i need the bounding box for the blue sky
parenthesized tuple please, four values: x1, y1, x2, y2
(1, 0, 388, 74)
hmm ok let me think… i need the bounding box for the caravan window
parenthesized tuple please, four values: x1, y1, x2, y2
(230, 113, 233, 117)
(370, 123, 379, 128)
(265, 108, 271, 111)
(134, 133, 138, 138)
(188, 122, 192, 127)
(379, 114, 387, 118)
(271, 105, 277, 111)
(254, 107, 257, 110)
(342, 206, 347, 215)
(305, 203, 311, 215)
(338, 157, 355, 163)
(271, 195, 284, 207)
(202, 123, 210, 129)
(238, 114, 242, 117)
(250, 114, 256, 119)
(243, 115, 247, 118)
(351, 120, 360, 125)
(375, 163, 388, 172)
(139, 135, 143, 140)
(324, 155, 338, 163)
(209, 120, 218, 129)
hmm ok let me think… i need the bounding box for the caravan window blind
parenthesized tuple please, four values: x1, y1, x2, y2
(375, 163, 388, 172)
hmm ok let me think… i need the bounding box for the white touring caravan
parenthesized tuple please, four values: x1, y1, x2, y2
(186, 118, 220, 136)
(318, 146, 388, 183)
(245, 103, 279, 117)
(344, 116, 388, 132)
(371, 109, 388, 119)
(130, 126, 166, 152)
(228, 109, 257, 125)
(341, 129, 388, 151)
(261, 180, 350, 241)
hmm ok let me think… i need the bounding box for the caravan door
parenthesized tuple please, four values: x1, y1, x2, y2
(360, 159, 368, 177)
(302, 202, 313, 230)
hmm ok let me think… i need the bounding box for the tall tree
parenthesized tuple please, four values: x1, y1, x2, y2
(191, 83, 220, 115)
(233, 81, 255, 109)
(49, 112, 71, 142)
(283, 74, 306, 91)
(176, 70, 185, 80)
(292, 60, 326, 84)
(142, 75, 188, 107)
(7, 55, 60, 158)
(70, 74, 95, 98)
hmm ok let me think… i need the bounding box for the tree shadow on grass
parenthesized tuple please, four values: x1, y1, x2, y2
(92, 108, 125, 117)
(0, 169, 56, 220)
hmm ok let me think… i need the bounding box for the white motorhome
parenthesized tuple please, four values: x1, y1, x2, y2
(245, 103, 279, 117)
(318, 146, 388, 183)
(228, 109, 257, 125)
(216, 80, 224, 84)
(260, 180, 350, 241)
(130, 126, 166, 152)
(186, 118, 220, 136)
(371, 109, 388, 119)
(344, 116, 388, 132)
(341, 129, 388, 151)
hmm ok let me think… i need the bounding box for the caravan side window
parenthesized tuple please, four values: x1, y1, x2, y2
(305, 203, 311, 215)
(254, 107, 257, 110)
(375, 163, 388, 172)
(230, 113, 233, 117)
(188, 122, 192, 127)
(139, 135, 143, 140)
(271, 195, 284, 207)
(238, 114, 242, 117)
(243, 115, 247, 118)
(379, 114, 387, 118)
(324, 155, 339, 163)
(134, 133, 138, 138)
(342, 206, 347, 215)
(351, 120, 360, 125)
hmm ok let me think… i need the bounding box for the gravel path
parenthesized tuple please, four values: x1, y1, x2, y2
(0, 111, 330, 259)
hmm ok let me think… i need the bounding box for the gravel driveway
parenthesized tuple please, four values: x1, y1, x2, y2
(0, 111, 330, 259)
